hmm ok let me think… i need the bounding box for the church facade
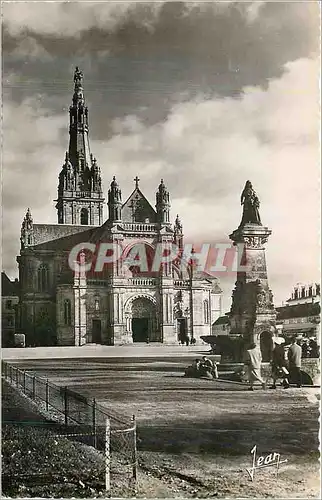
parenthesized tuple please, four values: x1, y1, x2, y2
(17, 68, 222, 347)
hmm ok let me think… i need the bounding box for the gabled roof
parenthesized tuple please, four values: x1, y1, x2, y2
(30, 227, 97, 251)
(33, 223, 96, 247)
(122, 187, 157, 223)
(213, 315, 230, 325)
(1, 272, 19, 296)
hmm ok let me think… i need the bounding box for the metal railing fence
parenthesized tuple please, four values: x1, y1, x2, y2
(2, 361, 137, 496)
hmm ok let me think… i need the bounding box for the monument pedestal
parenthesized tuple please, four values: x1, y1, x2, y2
(229, 223, 276, 360)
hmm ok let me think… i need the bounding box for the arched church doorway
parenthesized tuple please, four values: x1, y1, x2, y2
(130, 297, 157, 343)
(260, 331, 273, 362)
(80, 208, 89, 225)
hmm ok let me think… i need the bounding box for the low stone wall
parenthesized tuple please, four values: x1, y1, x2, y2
(301, 358, 320, 385)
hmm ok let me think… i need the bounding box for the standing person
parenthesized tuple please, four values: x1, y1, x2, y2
(288, 336, 302, 388)
(302, 340, 309, 359)
(270, 338, 289, 389)
(245, 343, 266, 391)
(309, 338, 319, 358)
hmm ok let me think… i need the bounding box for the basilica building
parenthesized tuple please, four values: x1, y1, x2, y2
(17, 68, 222, 346)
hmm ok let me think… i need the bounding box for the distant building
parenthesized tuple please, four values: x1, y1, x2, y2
(212, 314, 231, 336)
(14, 68, 223, 347)
(286, 282, 320, 306)
(276, 283, 320, 340)
(1, 272, 19, 347)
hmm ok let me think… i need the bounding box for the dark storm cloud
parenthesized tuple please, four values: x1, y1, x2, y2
(3, 1, 319, 135)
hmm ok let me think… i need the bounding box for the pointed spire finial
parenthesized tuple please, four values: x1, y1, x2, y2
(175, 214, 182, 230)
(134, 176, 140, 188)
(22, 208, 33, 230)
(74, 66, 83, 86)
(26, 208, 33, 222)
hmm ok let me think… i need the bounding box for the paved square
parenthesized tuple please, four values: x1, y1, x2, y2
(4, 346, 320, 497)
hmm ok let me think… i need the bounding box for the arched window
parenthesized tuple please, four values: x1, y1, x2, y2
(37, 263, 49, 292)
(80, 208, 89, 225)
(27, 235, 32, 245)
(203, 300, 209, 324)
(301, 287, 305, 298)
(64, 299, 71, 325)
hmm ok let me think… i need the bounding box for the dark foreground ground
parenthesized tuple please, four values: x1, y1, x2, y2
(4, 355, 321, 498)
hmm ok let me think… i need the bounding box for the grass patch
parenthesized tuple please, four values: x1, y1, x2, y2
(2, 424, 106, 498)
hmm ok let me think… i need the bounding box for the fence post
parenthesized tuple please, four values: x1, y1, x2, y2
(105, 418, 111, 497)
(46, 379, 49, 411)
(92, 398, 97, 448)
(132, 415, 137, 491)
(23, 371, 26, 393)
(32, 375, 36, 399)
(64, 387, 68, 426)
(16, 368, 19, 387)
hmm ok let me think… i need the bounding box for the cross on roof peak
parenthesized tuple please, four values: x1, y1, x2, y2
(134, 176, 140, 188)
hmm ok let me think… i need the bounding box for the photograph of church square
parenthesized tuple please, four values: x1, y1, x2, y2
(1, 2, 320, 498)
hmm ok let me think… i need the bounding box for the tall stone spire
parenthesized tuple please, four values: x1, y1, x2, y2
(174, 214, 183, 249)
(156, 179, 171, 225)
(56, 67, 105, 226)
(108, 176, 122, 222)
(68, 67, 90, 167)
(20, 208, 34, 249)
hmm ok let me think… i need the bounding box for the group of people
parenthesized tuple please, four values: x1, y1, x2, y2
(184, 334, 316, 388)
(300, 338, 319, 359)
(179, 334, 197, 346)
(185, 356, 219, 379)
(244, 335, 305, 390)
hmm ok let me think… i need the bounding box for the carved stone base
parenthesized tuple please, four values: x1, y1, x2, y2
(229, 223, 277, 360)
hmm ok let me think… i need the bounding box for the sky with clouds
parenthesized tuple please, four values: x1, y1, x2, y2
(2, 1, 320, 310)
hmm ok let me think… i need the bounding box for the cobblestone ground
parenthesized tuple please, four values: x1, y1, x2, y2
(5, 349, 320, 498)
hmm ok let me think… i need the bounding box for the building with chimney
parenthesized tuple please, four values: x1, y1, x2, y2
(16, 68, 222, 346)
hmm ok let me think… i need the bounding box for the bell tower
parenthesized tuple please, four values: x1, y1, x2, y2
(55, 67, 105, 226)
(20, 208, 34, 249)
(156, 179, 171, 225)
(108, 176, 122, 223)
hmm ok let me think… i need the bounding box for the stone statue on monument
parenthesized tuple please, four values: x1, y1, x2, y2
(240, 180, 262, 226)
